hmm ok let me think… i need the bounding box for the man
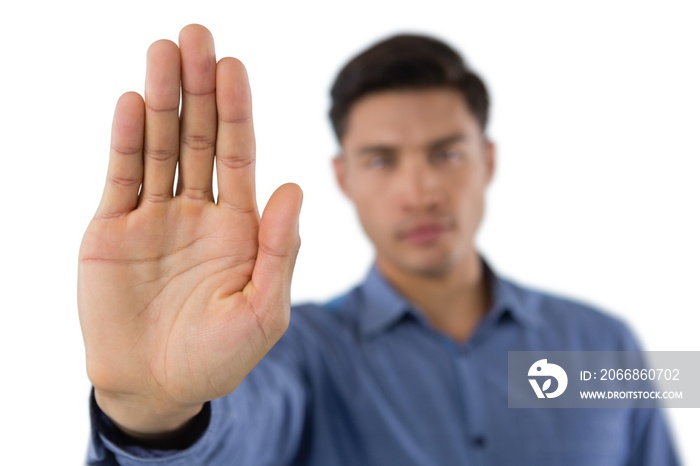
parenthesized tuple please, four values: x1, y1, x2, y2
(80, 24, 679, 465)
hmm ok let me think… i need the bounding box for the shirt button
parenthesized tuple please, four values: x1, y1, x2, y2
(472, 436, 487, 448)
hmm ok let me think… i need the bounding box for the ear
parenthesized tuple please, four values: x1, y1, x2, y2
(333, 153, 351, 197)
(483, 139, 496, 186)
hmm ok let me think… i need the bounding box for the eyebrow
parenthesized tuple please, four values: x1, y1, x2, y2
(354, 133, 467, 156)
(427, 133, 467, 150)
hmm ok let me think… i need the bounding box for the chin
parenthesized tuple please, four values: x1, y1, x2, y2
(400, 255, 457, 278)
(376, 237, 469, 278)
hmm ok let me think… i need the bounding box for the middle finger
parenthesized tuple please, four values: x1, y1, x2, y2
(176, 24, 218, 201)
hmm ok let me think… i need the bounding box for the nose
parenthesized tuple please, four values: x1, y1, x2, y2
(397, 158, 442, 212)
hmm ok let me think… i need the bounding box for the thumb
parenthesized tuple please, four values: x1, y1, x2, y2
(248, 183, 303, 336)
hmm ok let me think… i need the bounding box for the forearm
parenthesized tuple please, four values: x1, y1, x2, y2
(88, 351, 308, 466)
(88, 390, 212, 465)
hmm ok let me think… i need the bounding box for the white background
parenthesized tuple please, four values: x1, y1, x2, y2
(1, 0, 698, 464)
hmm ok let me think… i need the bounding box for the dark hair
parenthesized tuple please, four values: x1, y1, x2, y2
(329, 33, 490, 142)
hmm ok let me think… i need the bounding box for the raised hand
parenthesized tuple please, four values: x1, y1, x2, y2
(77, 24, 302, 436)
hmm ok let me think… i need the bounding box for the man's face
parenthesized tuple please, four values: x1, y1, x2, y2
(334, 88, 494, 278)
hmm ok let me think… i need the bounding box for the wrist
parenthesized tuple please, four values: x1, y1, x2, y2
(94, 387, 205, 439)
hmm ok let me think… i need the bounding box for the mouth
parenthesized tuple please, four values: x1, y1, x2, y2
(398, 221, 452, 245)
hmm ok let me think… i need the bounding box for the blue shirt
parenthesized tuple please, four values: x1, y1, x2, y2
(88, 261, 680, 465)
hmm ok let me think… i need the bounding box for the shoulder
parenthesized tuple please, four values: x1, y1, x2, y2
(285, 286, 364, 341)
(292, 280, 365, 320)
(501, 276, 643, 351)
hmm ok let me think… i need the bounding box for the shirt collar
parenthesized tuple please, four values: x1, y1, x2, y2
(481, 258, 542, 329)
(357, 256, 541, 338)
(358, 264, 411, 338)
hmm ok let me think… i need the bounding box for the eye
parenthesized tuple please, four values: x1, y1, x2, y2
(432, 148, 463, 164)
(367, 153, 395, 169)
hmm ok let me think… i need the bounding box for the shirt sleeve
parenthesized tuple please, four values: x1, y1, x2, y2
(625, 406, 681, 466)
(614, 322, 682, 466)
(86, 317, 311, 466)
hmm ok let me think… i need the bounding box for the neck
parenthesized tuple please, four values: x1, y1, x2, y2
(376, 252, 491, 343)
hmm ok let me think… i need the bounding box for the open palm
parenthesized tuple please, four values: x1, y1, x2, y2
(77, 25, 302, 434)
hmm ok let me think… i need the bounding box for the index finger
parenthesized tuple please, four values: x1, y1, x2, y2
(215, 57, 257, 213)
